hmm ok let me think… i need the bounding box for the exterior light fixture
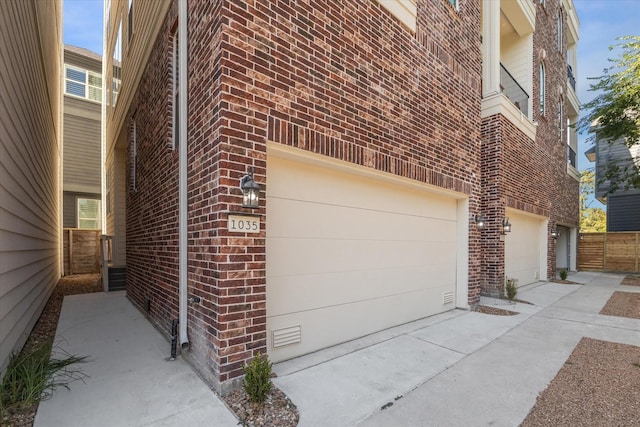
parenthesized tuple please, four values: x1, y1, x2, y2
(551, 228, 560, 239)
(240, 170, 260, 209)
(502, 217, 511, 234)
(475, 214, 486, 229)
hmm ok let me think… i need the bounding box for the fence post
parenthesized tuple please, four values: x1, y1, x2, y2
(69, 229, 74, 275)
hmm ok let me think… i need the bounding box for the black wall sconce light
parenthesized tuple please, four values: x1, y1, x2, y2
(551, 227, 560, 239)
(475, 214, 486, 230)
(240, 169, 260, 209)
(502, 217, 512, 234)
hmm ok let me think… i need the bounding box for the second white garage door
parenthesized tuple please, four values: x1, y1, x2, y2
(504, 209, 547, 287)
(266, 153, 459, 362)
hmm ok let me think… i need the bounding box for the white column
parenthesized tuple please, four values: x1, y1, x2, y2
(482, 0, 501, 98)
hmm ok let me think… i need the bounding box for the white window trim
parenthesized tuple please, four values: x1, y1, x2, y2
(376, 0, 417, 33)
(64, 64, 102, 103)
(539, 62, 546, 115)
(77, 198, 102, 229)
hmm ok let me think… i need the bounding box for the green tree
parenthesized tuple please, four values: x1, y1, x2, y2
(579, 169, 595, 212)
(579, 36, 640, 192)
(580, 170, 606, 232)
(581, 207, 607, 232)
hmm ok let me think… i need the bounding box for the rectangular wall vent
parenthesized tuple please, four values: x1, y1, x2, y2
(443, 291, 454, 305)
(272, 325, 302, 348)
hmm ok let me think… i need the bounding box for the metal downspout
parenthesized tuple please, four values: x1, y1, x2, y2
(178, 0, 189, 350)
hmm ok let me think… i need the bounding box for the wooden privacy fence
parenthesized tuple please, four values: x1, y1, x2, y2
(63, 228, 101, 275)
(578, 232, 640, 273)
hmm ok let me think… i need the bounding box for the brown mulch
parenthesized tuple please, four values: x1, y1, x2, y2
(1, 274, 102, 427)
(599, 291, 640, 319)
(521, 338, 640, 427)
(550, 279, 581, 285)
(621, 274, 640, 287)
(474, 305, 519, 316)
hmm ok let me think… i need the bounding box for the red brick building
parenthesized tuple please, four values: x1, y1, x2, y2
(104, 0, 579, 393)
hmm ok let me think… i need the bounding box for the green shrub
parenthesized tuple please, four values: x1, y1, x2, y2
(505, 277, 518, 301)
(0, 339, 87, 418)
(242, 352, 272, 404)
(559, 269, 568, 280)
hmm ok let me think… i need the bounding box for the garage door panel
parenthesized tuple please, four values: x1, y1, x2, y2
(268, 237, 456, 277)
(268, 285, 455, 362)
(266, 154, 459, 362)
(268, 159, 457, 220)
(505, 211, 544, 287)
(268, 265, 456, 316)
(268, 198, 456, 242)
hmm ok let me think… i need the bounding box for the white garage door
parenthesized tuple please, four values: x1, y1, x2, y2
(504, 209, 546, 288)
(266, 155, 458, 362)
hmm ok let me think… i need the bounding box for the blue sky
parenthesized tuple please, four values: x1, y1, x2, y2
(63, 0, 638, 207)
(64, 0, 103, 55)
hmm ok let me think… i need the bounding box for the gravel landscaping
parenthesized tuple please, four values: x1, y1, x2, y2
(521, 338, 640, 427)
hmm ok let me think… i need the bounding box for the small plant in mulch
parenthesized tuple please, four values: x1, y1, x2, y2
(559, 269, 568, 280)
(243, 352, 272, 404)
(505, 277, 518, 301)
(0, 339, 88, 423)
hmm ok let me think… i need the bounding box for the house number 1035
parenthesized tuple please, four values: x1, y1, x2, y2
(227, 215, 260, 233)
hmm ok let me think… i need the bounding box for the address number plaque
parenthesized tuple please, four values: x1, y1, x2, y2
(227, 214, 260, 233)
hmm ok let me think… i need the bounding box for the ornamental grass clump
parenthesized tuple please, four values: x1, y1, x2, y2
(0, 339, 87, 420)
(242, 352, 272, 404)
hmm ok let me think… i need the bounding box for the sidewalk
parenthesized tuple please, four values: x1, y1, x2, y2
(34, 291, 238, 427)
(34, 272, 640, 426)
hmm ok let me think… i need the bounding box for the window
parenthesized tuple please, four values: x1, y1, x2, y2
(172, 29, 179, 150)
(539, 62, 545, 115)
(105, 167, 112, 214)
(65, 65, 102, 102)
(129, 119, 137, 192)
(557, 10, 563, 51)
(128, 0, 134, 44)
(558, 98, 564, 142)
(77, 198, 101, 229)
(111, 21, 122, 106)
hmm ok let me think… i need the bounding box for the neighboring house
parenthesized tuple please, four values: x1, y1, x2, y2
(63, 46, 103, 231)
(585, 135, 640, 231)
(104, 0, 580, 393)
(0, 0, 62, 375)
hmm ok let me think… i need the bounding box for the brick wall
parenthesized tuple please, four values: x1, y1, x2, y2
(480, 0, 579, 294)
(122, 0, 583, 392)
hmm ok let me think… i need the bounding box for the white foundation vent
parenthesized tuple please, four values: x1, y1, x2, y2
(443, 291, 454, 305)
(272, 325, 302, 348)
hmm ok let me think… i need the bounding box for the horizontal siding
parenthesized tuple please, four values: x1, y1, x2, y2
(607, 193, 640, 232)
(63, 111, 101, 189)
(0, 0, 62, 374)
(595, 136, 640, 197)
(64, 48, 101, 74)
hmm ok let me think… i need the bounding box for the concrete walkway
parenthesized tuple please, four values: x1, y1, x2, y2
(34, 291, 238, 427)
(35, 272, 640, 426)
